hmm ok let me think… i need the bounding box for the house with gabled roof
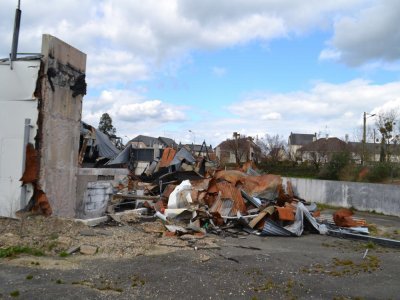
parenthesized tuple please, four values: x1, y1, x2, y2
(288, 132, 317, 161)
(128, 135, 177, 149)
(215, 136, 261, 165)
(298, 137, 350, 165)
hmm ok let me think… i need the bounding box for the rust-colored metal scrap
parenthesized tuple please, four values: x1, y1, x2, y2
(20, 143, 39, 185)
(159, 147, 176, 168)
(333, 208, 366, 227)
(216, 181, 247, 215)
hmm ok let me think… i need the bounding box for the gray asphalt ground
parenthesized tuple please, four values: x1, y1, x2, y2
(1, 212, 400, 300)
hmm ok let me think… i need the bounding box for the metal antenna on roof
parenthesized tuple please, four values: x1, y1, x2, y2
(10, 0, 22, 63)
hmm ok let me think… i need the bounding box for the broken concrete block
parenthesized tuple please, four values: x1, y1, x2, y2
(80, 245, 98, 255)
(66, 245, 81, 255)
(57, 236, 72, 248)
(74, 216, 108, 227)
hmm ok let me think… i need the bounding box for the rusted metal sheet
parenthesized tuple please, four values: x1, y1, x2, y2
(213, 170, 282, 199)
(276, 206, 295, 221)
(242, 174, 282, 198)
(159, 147, 176, 168)
(32, 186, 52, 216)
(20, 143, 39, 185)
(216, 181, 247, 215)
(210, 194, 235, 217)
(333, 208, 367, 227)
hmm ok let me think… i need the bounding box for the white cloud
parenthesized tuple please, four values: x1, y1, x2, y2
(0, 0, 367, 84)
(116, 100, 186, 123)
(226, 79, 400, 140)
(261, 112, 282, 120)
(87, 50, 149, 87)
(326, 0, 400, 66)
(82, 88, 187, 141)
(82, 80, 400, 146)
(319, 49, 341, 61)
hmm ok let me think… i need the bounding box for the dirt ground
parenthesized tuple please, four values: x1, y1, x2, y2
(0, 214, 219, 261)
(1, 211, 399, 299)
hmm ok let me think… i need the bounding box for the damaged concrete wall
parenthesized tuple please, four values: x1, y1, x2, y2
(283, 177, 400, 217)
(76, 168, 129, 218)
(37, 35, 86, 217)
(0, 59, 41, 217)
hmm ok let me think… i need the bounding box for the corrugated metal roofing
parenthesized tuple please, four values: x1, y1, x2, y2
(261, 219, 294, 236)
(170, 147, 195, 166)
(210, 196, 235, 217)
(216, 181, 247, 214)
(106, 144, 131, 165)
(95, 129, 121, 159)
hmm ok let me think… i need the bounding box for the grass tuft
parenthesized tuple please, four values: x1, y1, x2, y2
(0, 246, 44, 258)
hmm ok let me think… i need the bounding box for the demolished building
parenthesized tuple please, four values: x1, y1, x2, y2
(0, 34, 86, 218)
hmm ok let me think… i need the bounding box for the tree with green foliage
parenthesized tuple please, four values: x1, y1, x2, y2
(98, 113, 116, 137)
(375, 110, 399, 162)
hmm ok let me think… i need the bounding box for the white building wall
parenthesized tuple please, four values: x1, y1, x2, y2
(0, 60, 41, 217)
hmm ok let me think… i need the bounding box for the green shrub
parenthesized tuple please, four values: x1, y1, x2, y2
(318, 152, 351, 180)
(365, 162, 399, 183)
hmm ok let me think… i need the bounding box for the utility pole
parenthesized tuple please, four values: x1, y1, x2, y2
(233, 132, 240, 164)
(362, 112, 366, 165)
(362, 112, 376, 165)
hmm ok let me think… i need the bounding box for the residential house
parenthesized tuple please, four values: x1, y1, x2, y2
(115, 135, 178, 175)
(348, 142, 400, 163)
(299, 137, 350, 165)
(288, 132, 317, 161)
(129, 135, 161, 148)
(128, 135, 177, 149)
(215, 136, 261, 165)
(158, 136, 178, 148)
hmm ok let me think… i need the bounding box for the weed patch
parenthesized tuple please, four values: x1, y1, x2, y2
(0, 246, 44, 258)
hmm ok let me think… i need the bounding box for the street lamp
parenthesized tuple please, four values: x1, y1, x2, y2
(362, 112, 376, 165)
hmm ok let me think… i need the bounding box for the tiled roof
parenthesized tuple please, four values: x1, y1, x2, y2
(300, 137, 349, 152)
(289, 133, 316, 146)
(130, 135, 159, 147)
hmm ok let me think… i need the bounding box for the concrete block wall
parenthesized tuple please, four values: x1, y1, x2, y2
(81, 181, 113, 219)
(283, 177, 400, 217)
(75, 168, 129, 218)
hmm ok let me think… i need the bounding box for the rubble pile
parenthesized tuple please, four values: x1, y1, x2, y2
(109, 147, 370, 239)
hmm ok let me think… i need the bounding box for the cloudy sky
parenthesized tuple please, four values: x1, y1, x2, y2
(1, 0, 399, 145)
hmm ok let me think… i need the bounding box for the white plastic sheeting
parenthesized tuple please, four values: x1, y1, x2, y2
(167, 180, 193, 209)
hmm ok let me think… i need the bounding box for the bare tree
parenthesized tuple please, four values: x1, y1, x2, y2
(224, 134, 250, 165)
(256, 134, 287, 163)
